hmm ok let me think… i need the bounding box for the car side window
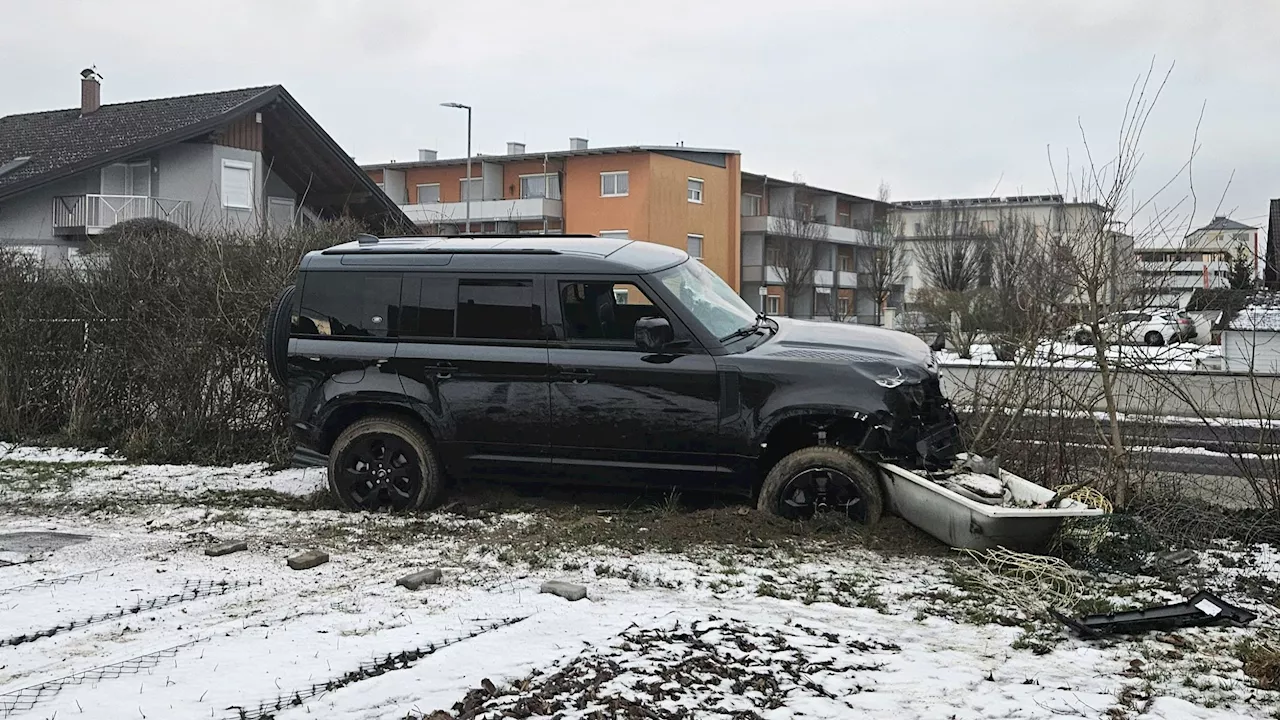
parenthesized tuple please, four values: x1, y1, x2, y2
(560, 280, 665, 343)
(400, 275, 457, 339)
(456, 278, 543, 341)
(294, 272, 401, 338)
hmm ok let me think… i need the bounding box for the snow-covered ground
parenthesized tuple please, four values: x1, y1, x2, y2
(940, 342, 1221, 372)
(0, 451, 1277, 719)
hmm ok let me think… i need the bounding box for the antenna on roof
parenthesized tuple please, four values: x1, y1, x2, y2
(356, 233, 379, 246)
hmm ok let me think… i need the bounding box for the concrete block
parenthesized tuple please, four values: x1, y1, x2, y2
(204, 541, 248, 557)
(396, 568, 443, 590)
(540, 580, 587, 601)
(287, 550, 329, 570)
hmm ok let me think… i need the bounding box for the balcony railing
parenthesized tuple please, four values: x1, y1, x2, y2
(741, 215, 873, 245)
(398, 197, 563, 226)
(52, 195, 192, 235)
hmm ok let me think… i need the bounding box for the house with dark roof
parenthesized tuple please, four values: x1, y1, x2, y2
(1220, 289, 1280, 374)
(0, 70, 410, 266)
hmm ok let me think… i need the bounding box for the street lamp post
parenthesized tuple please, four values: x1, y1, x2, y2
(440, 102, 472, 233)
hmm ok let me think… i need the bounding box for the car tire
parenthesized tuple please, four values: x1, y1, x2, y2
(758, 446, 884, 526)
(1073, 330, 1093, 345)
(262, 284, 295, 387)
(328, 416, 442, 512)
(1144, 330, 1165, 347)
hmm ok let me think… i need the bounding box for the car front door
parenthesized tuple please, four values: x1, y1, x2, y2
(545, 276, 724, 488)
(394, 273, 550, 480)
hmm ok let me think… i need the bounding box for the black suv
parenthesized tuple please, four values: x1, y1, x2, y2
(263, 234, 959, 525)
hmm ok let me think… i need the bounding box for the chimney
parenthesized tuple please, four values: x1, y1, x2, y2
(569, 137, 588, 151)
(79, 68, 101, 116)
(506, 142, 526, 155)
(418, 149, 437, 162)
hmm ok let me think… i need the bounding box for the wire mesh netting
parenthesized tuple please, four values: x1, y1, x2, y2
(0, 638, 207, 717)
(223, 616, 529, 720)
(0, 566, 113, 597)
(0, 579, 256, 648)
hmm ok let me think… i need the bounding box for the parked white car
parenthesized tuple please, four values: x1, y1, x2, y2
(1067, 309, 1197, 347)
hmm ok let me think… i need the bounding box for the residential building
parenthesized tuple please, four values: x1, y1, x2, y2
(0, 71, 409, 266)
(363, 142, 742, 289)
(738, 173, 890, 322)
(894, 195, 1133, 310)
(1136, 216, 1263, 307)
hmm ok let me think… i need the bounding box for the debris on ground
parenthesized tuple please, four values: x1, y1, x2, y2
(204, 540, 247, 557)
(539, 580, 588, 601)
(287, 549, 329, 570)
(1054, 590, 1257, 637)
(397, 568, 443, 590)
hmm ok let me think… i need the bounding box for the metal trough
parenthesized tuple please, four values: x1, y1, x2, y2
(877, 456, 1105, 552)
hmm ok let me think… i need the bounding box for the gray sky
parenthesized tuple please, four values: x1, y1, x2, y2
(3, 0, 1276, 237)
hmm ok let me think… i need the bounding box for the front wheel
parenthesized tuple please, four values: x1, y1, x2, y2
(1144, 330, 1165, 347)
(328, 416, 442, 512)
(758, 446, 884, 526)
(1073, 330, 1093, 345)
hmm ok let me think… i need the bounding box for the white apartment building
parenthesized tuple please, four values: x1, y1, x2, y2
(1135, 216, 1263, 308)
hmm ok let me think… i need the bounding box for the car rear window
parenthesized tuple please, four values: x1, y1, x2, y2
(294, 272, 401, 338)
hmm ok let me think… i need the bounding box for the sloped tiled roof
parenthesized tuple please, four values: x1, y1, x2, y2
(0, 85, 275, 198)
(1190, 216, 1257, 235)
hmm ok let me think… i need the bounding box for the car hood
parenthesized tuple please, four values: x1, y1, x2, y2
(746, 317, 934, 369)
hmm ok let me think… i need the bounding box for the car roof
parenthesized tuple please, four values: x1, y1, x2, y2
(300, 234, 690, 274)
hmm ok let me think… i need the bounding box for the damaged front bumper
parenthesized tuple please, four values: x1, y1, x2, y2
(861, 377, 962, 469)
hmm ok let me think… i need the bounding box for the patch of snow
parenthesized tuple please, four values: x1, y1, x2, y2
(0, 443, 118, 463)
(1229, 304, 1280, 333)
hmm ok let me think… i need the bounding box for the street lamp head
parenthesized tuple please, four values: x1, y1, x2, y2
(440, 102, 469, 110)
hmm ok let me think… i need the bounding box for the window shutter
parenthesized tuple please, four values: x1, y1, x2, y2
(221, 162, 253, 208)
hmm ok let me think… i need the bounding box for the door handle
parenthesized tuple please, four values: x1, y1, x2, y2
(560, 368, 594, 384)
(433, 362, 457, 380)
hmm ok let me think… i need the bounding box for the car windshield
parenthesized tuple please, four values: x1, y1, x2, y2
(653, 258, 759, 341)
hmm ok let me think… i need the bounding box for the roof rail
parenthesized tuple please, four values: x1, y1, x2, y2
(322, 247, 563, 256)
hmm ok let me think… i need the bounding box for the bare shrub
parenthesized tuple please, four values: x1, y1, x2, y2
(0, 219, 363, 464)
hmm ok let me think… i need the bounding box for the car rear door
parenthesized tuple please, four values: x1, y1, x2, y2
(544, 275, 725, 489)
(393, 273, 551, 480)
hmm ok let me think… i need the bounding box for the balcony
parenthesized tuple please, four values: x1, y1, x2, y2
(741, 266, 858, 288)
(53, 195, 191, 235)
(741, 215, 873, 246)
(399, 197, 563, 226)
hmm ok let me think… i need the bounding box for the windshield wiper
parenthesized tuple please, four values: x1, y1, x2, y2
(719, 313, 775, 344)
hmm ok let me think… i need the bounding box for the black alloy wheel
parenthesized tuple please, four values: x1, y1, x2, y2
(328, 417, 441, 512)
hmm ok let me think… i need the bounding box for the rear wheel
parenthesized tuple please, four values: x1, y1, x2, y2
(328, 417, 442, 512)
(758, 446, 883, 526)
(1144, 330, 1165, 347)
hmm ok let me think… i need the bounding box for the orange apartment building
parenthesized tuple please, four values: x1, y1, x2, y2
(364, 140, 894, 322)
(364, 140, 743, 289)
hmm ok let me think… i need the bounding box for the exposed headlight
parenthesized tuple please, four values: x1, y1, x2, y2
(875, 369, 906, 389)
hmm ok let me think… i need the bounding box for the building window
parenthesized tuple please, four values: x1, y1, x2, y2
(416, 183, 440, 204)
(456, 279, 542, 341)
(838, 211, 851, 227)
(267, 197, 295, 231)
(687, 178, 704, 204)
(460, 178, 483, 201)
(742, 194, 762, 217)
(913, 222, 922, 235)
(838, 295, 853, 317)
(599, 230, 630, 240)
(519, 173, 561, 200)
(101, 161, 151, 197)
(220, 160, 253, 209)
(765, 244, 782, 267)
(765, 294, 781, 315)
(600, 171, 629, 197)
(686, 234, 704, 259)
(838, 254, 854, 273)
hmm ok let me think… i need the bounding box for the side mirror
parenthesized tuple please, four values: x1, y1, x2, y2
(634, 316, 675, 353)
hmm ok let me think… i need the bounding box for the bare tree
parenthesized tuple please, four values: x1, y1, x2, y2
(913, 207, 988, 292)
(770, 198, 828, 318)
(861, 186, 907, 326)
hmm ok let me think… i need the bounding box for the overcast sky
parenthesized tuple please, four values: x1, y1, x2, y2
(3, 0, 1276, 236)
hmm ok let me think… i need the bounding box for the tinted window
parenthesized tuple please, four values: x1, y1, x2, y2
(457, 279, 542, 340)
(400, 276, 457, 338)
(560, 281, 664, 343)
(294, 272, 400, 338)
